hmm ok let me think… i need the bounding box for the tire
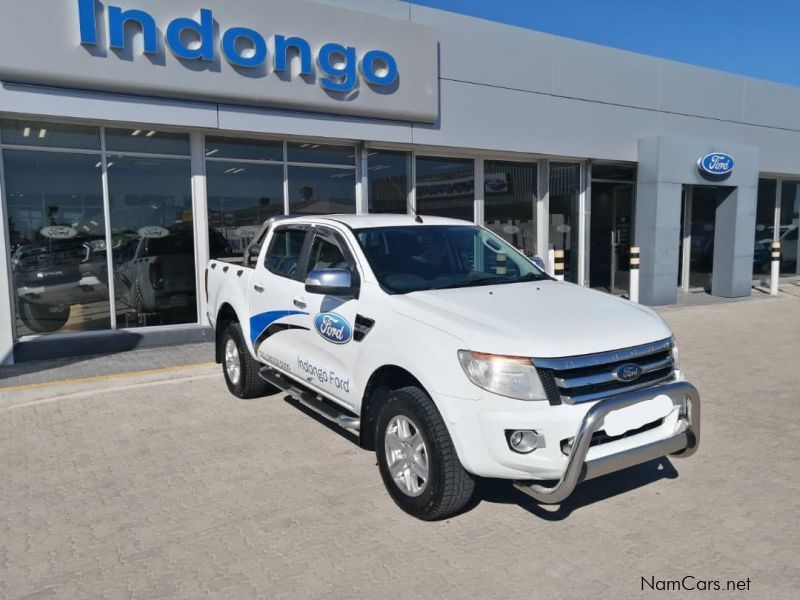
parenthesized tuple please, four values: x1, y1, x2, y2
(375, 386, 475, 521)
(18, 300, 71, 333)
(221, 322, 273, 399)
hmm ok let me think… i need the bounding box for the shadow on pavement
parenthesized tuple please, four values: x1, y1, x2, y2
(277, 395, 681, 521)
(472, 457, 679, 521)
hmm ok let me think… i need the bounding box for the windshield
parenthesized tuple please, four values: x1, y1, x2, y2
(354, 225, 549, 294)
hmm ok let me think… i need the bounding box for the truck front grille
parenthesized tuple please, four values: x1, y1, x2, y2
(534, 338, 675, 405)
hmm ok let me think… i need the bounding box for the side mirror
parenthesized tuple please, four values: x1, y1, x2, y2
(532, 256, 547, 271)
(305, 268, 357, 296)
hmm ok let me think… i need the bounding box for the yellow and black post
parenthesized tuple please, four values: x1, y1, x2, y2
(770, 242, 781, 296)
(629, 246, 640, 303)
(554, 250, 565, 281)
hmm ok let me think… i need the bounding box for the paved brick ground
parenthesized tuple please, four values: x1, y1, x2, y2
(1, 297, 799, 599)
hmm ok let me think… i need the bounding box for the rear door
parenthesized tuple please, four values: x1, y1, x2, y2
(249, 225, 312, 371)
(294, 226, 364, 409)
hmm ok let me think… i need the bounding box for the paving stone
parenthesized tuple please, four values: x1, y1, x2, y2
(1, 298, 798, 598)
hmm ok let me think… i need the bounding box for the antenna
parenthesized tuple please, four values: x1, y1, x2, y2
(408, 198, 423, 224)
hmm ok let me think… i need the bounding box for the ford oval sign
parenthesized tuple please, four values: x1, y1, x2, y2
(613, 363, 644, 383)
(40, 226, 79, 240)
(698, 153, 734, 177)
(314, 312, 352, 345)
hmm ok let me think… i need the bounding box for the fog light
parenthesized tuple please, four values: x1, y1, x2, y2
(506, 430, 543, 454)
(679, 396, 690, 420)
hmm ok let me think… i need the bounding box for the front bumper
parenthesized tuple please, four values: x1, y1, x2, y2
(512, 380, 699, 504)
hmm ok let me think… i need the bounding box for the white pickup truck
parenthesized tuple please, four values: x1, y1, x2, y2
(206, 214, 699, 520)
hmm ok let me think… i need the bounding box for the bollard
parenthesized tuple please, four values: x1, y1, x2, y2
(548, 248, 556, 277)
(629, 247, 640, 303)
(770, 242, 780, 296)
(554, 249, 565, 281)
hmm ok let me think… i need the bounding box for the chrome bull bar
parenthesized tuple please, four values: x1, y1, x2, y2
(513, 380, 700, 504)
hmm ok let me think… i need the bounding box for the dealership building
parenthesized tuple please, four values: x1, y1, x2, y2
(1, 0, 799, 364)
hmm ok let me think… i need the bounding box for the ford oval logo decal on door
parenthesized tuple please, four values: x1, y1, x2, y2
(314, 312, 353, 345)
(613, 363, 644, 383)
(698, 153, 735, 177)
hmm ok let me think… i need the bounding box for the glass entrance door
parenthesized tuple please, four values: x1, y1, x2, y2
(590, 181, 634, 293)
(679, 185, 732, 292)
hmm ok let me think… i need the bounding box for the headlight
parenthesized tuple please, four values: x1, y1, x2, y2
(457, 350, 547, 401)
(671, 340, 681, 372)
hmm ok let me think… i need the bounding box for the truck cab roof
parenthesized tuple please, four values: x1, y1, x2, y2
(276, 214, 474, 230)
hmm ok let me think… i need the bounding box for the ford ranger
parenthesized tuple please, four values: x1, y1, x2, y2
(206, 214, 700, 520)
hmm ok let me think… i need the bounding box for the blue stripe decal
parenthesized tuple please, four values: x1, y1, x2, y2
(249, 310, 308, 343)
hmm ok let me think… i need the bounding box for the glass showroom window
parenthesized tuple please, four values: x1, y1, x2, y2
(1, 119, 109, 337)
(205, 137, 285, 259)
(779, 181, 800, 277)
(484, 160, 537, 256)
(549, 162, 581, 284)
(105, 130, 195, 328)
(368, 150, 410, 214)
(287, 142, 357, 215)
(416, 156, 475, 221)
(753, 179, 777, 280)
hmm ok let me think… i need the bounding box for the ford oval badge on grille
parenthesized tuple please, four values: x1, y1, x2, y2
(613, 363, 643, 383)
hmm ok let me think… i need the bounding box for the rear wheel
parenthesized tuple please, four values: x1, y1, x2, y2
(375, 386, 475, 520)
(221, 322, 273, 399)
(18, 300, 70, 333)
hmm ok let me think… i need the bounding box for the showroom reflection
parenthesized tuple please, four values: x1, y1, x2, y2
(1, 120, 200, 335)
(754, 178, 800, 280)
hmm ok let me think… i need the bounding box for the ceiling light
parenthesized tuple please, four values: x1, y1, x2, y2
(131, 130, 142, 136)
(146, 131, 157, 137)
(206, 149, 219, 156)
(95, 161, 102, 168)
(38, 129, 48, 138)
(107, 162, 114, 168)
(224, 168, 236, 174)
(233, 168, 245, 174)
(22, 127, 31, 137)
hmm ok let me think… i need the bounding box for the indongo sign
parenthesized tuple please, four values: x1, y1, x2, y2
(0, 0, 439, 122)
(77, 0, 398, 93)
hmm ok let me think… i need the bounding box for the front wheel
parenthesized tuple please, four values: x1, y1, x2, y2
(221, 322, 274, 399)
(375, 386, 475, 521)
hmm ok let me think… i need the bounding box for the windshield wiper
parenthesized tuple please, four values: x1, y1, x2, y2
(428, 276, 506, 290)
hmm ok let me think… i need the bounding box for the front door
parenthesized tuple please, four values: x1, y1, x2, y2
(293, 226, 363, 411)
(590, 181, 634, 294)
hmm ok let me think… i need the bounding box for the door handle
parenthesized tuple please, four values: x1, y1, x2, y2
(293, 298, 307, 309)
(253, 285, 265, 293)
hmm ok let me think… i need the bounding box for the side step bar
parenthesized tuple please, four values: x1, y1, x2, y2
(259, 367, 361, 432)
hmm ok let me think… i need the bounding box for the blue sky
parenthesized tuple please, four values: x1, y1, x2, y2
(406, 0, 800, 87)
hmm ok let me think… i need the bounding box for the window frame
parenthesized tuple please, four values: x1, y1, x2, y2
(263, 224, 312, 282)
(305, 226, 361, 288)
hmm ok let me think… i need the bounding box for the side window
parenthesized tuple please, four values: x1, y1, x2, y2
(265, 227, 307, 280)
(308, 234, 350, 272)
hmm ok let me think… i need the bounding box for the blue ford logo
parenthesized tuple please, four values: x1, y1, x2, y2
(613, 363, 643, 383)
(698, 152, 734, 176)
(314, 312, 352, 345)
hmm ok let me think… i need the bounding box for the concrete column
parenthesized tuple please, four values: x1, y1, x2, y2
(635, 181, 683, 305)
(712, 186, 757, 298)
